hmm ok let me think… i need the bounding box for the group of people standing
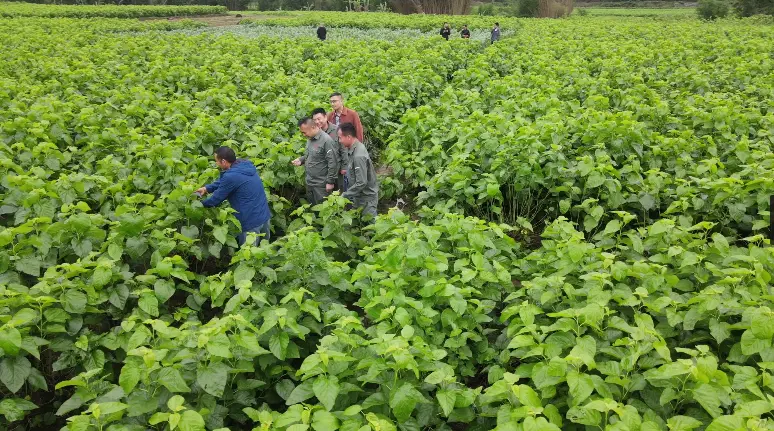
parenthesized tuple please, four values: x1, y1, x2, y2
(196, 93, 378, 247)
(441, 22, 501, 43)
(316, 22, 502, 44)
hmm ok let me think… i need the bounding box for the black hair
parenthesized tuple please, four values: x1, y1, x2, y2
(298, 117, 314, 127)
(495, 22, 500, 26)
(214, 146, 236, 163)
(338, 122, 357, 138)
(311, 108, 327, 117)
(330, 92, 343, 99)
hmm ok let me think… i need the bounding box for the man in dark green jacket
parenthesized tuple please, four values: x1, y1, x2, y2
(292, 117, 338, 205)
(337, 122, 378, 218)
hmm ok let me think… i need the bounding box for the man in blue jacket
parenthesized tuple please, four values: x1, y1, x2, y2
(196, 146, 271, 246)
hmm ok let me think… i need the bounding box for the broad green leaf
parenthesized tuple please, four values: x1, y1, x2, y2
(736, 400, 774, 417)
(705, 415, 744, 431)
(167, 395, 186, 412)
(0, 398, 37, 422)
(567, 371, 594, 406)
(311, 410, 339, 431)
(269, 331, 290, 360)
(390, 382, 422, 422)
(125, 237, 149, 259)
(157, 367, 190, 393)
(750, 309, 774, 339)
(57, 394, 86, 416)
(508, 335, 535, 350)
(0, 356, 31, 393)
(108, 243, 123, 260)
(62, 290, 87, 314)
(585, 171, 605, 189)
(343, 405, 362, 416)
(515, 385, 542, 408)
(27, 368, 48, 391)
(170, 412, 182, 429)
(15, 256, 40, 277)
(109, 284, 130, 310)
(436, 389, 456, 417)
(178, 410, 206, 431)
(741, 329, 770, 356)
(119, 362, 141, 394)
(181, 225, 199, 239)
(149, 412, 170, 425)
(9, 308, 37, 327)
(313, 375, 340, 411)
(206, 333, 233, 358)
(92, 266, 112, 287)
(213, 226, 228, 244)
(275, 379, 295, 401)
(97, 402, 127, 416)
(691, 383, 723, 418)
(286, 380, 315, 405)
(154, 279, 176, 303)
(567, 336, 596, 369)
(138, 293, 159, 317)
(650, 219, 674, 237)
(0, 328, 22, 356)
(67, 415, 91, 431)
(197, 362, 229, 397)
(233, 264, 256, 285)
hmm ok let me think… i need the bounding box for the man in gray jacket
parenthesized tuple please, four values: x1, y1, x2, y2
(337, 122, 378, 218)
(491, 22, 501, 44)
(292, 117, 338, 205)
(312, 107, 348, 192)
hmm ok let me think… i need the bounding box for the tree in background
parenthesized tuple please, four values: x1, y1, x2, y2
(389, 0, 472, 14)
(697, 0, 729, 19)
(538, 0, 573, 17)
(734, 0, 774, 16)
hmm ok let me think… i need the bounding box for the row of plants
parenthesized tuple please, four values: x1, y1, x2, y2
(243, 10, 521, 32)
(4, 200, 774, 431)
(0, 2, 227, 18)
(227, 23, 508, 42)
(383, 18, 774, 237)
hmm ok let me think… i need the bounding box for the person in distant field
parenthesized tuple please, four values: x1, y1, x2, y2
(461, 24, 471, 39)
(491, 22, 501, 44)
(292, 117, 338, 206)
(312, 108, 348, 192)
(317, 23, 327, 41)
(328, 92, 364, 143)
(440, 22, 451, 40)
(338, 123, 378, 219)
(197, 146, 271, 246)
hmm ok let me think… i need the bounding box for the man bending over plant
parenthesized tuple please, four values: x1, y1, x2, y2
(196, 146, 271, 246)
(292, 117, 338, 206)
(338, 122, 378, 219)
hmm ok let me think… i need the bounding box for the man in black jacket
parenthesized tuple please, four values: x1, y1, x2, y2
(440, 22, 451, 40)
(317, 23, 327, 41)
(461, 24, 471, 39)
